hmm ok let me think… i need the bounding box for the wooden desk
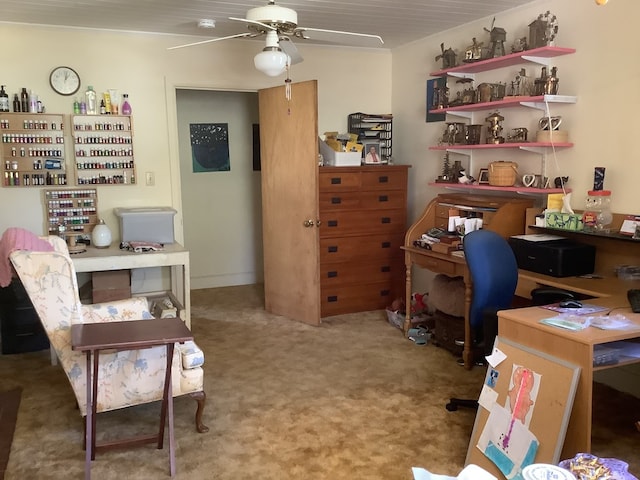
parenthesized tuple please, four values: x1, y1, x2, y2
(71, 317, 193, 480)
(498, 295, 640, 459)
(402, 245, 473, 366)
(71, 243, 191, 328)
(403, 193, 532, 369)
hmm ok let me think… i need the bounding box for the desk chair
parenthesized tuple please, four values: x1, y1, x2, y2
(445, 229, 573, 411)
(446, 229, 519, 411)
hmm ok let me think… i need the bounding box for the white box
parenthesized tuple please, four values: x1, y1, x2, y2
(114, 207, 177, 243)
(319, 139, 362, 167)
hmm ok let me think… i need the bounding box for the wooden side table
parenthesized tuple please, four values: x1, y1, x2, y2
(71, 317, 193, 479)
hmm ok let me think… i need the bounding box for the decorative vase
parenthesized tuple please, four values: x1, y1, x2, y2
(92, 219, 112, 248)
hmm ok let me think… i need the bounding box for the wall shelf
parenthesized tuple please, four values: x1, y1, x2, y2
(428, 182, 570, 196)
(430, 46, 576, 79)
(428, 94, 577, 118)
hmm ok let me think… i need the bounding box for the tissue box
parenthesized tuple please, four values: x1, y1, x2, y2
(114, 207, 177, 243)
(319, 139, 361, 167)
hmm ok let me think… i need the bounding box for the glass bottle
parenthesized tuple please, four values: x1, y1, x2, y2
(0, 85, 9, 112)
(583, 190, 612, 232)
(121, 94, 132, 115)
(85, 86, 97, 115)
(20, 88, 29, 112)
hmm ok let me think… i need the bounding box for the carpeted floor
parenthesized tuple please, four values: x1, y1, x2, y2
(0, 284, 638, 479)
(0, 388, 21, 480)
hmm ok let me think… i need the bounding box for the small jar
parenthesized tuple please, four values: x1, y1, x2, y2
(582, 190, 612, 232)
(91, 219, 112, 248)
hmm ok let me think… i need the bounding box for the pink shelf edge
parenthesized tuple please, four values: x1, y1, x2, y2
(430, 46, 576, 77)
(429, 142, 573, 150)
(428, 182, 571, 195)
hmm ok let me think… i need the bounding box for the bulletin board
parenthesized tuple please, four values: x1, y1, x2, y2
(465, 336, 580, 480)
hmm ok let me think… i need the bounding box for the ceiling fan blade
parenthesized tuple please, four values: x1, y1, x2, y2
(168, 32, 255, 50)
(229, 16, 277, 33)
(294, 27, 384, 46)
(278, 37, 303, 65)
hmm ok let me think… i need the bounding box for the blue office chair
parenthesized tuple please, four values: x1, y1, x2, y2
(446, 229, 518, 411)
(446, 229, 573, 411)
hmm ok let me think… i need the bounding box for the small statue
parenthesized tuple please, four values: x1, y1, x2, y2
(484, 18, 507, 58)
(435, 43, 457, 69)
(464, 37, 483, 62)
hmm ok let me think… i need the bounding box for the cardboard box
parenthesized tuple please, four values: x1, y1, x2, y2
(92, 270, 131, 303)
(319, 138, 362, 167)
(114, 207, 177, 243)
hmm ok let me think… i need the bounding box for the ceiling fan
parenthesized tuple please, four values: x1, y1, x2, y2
(168, 0, 384, 77)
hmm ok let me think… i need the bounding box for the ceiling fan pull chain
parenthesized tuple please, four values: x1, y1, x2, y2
(285, 65, 292, 114)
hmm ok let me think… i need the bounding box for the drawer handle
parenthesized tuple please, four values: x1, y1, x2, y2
(381, 217, 391, 224)
(378, 176, 389, 183)
(380, 289, 390, 296)
(378, 195, 388, 202)
(327, 295, 338, 302)
(327, 271, 338, 278)
(328, 246, 338, 253)
(330, 177, 342, 184)
(381, 241, 391, 248)
(328, 220, 338, 227)
(381, 266, 391, 272)
(331, 197, 342, 204)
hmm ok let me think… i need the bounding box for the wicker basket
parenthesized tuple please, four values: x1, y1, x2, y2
(488, 161, 518, 186)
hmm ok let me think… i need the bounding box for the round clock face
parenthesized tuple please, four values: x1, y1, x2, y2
(49, 66, 81, 96)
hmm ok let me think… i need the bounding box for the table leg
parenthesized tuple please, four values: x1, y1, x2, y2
(403, 258, 412, 335)
(158, 343, 176, 476)
(462, 277, 473, 369)
(91, 351, 99, 459)
(84, 351, 92, 480)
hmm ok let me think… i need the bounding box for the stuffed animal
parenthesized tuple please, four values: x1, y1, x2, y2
(411, 292, 428, 313)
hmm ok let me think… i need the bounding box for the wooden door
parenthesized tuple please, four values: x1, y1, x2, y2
(259, 80, 321, 325)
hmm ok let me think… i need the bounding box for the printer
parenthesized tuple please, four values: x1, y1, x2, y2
(508, 234, 596, 278)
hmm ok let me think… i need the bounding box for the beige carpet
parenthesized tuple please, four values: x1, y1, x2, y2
(1, 284, 638, 479)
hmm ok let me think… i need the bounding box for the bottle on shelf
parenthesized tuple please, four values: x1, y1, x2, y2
(0, 85, 9, 112)
(20, 88, 29, 112)
(121, 94, 132, 115)
(100, 99, 106, 115)
(85, 86, 97, 115)
(12, 94, 20, 112)
(29, 91, 38, 113)
(73, 98, 80, 114)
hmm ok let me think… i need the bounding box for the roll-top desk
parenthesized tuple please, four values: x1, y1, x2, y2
(402, 193, 532, 368)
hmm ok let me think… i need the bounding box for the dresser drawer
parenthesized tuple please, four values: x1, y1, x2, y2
(321, 282, 394, 317)
(361, 170, 407, 190)
(320, 234, 404, 262)
(319, 190, 406, 211)
(318, 171, 361, 192)
(320, 259, 404, 287)
(320, 209, 406, 237)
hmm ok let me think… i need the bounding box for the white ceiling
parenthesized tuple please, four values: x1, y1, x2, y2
(0, 0, 535, 49)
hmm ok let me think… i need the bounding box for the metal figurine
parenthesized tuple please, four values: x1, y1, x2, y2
(484, 18, 507, 58)
(435, 43, 457, 69)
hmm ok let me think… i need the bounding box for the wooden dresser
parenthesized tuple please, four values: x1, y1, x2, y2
(319, 165, 409, 317)
(403, 192, 533, 367)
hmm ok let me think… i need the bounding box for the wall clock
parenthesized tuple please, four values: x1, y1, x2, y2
(49, 66, 81, 96)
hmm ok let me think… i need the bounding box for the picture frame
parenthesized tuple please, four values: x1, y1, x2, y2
(478, 168, 490, 184)
(363, 142, 383, 164)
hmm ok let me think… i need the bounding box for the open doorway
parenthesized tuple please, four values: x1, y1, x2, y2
(175, 89, 263, 290)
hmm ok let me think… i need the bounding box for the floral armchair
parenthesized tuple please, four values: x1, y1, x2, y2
(9, 235, 208, 433)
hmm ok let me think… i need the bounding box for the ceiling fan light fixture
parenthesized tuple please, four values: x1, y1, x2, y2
(254, 48, 288, 76)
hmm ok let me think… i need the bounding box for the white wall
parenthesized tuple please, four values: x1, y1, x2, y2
(0, 24, 392, 242)
(176, 89, 263, 289)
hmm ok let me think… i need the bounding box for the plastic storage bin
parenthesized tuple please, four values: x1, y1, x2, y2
(114, 207, 177, 243)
